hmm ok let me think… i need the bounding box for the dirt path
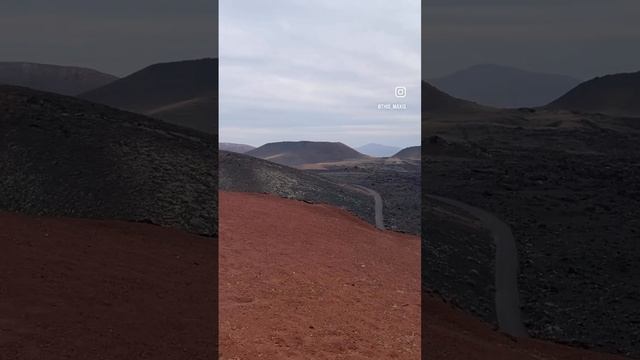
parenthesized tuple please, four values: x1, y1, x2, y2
(426, 194, 528, 338)
(351, 185, 385, 230)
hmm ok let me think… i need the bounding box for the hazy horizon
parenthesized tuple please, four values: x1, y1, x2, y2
(219, 0, 421, 148)
(423, 0, 640, 80)
(0, 1, 217, 77)
(220, 139, 417, 150)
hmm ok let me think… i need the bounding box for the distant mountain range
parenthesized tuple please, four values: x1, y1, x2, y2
(219, 142, 255, 153)
(430, 64, 581, 108)
(546, 71, 640, 117)
(422, 81, 489, 114)
(0, 62, 117, 96)
(392, 146, 421, 160)
(81, 58, 217, 134)
(356, 143, 401, 157)
(247, 141, 368, 167)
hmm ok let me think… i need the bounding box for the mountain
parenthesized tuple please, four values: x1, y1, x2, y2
(246, 141, 368, 167)
(422, 81, 488, 114)
(80, 59, 217, 134)
(0, 62, 117, 96)
(357, 143, 401, 157)
(546, 71, 640, 117)
(0, 85, 216, 236)
(430, 64, 581, 108)
(219, 142, 255, 153)
(219, 151, 374, 224)
(392, 146, 420, 160)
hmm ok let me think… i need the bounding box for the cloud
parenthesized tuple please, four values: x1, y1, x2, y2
(219, 0, 421, 147)
(423, 0, 640, 79)
(0, 1, 217, 75)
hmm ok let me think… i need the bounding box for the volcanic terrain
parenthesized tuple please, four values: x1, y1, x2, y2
(430, 64, 581, 108)
(219, 150, 374, 224)
(393, 146, 421, 160)
(80, 59, 217, 134)
(246, 141, 368, 167)
(0, 85, 217, 236)
(422, 80, 640, 357)
(0, 62, 117, 96)
(219, 142, 255, 153)
(219, 191, 421, 359)
(547, 71, 640, 117)
(0, 211, 216, 360)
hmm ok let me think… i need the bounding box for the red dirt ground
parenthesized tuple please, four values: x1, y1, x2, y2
(0, 212, 216, 360)
(220, 191, 628, 360)
(2, 192, 628, 359)
(424, 295, 628, 360)
(219, 191, 422, 359)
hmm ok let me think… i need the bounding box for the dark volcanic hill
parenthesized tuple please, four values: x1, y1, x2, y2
(430, 64, 581, 108)
(80, 59, 217, 134)
(547, 71, 640, 117)
(422, 81, 489, 114)
(219, 151, 374, 224)
(0, 62, 117, 96)
(392, 146, 421, 160)
(246, 141, 368, 167)
(422, 77, 640, 356)
(0, 85, 216, 236)
(219, 142, 255, 153)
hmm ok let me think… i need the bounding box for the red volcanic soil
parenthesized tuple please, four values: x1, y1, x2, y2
(0, 212, 216, 360)
(219, 191, 422, 359)
(425, 295, 628, 360)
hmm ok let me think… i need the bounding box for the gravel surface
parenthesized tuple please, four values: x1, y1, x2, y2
(424, 110, 640, 357)
(219, 191, 421, 359)
(0, 85, 217, 236)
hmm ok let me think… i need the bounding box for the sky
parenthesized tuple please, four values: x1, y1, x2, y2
(219, 0, 422, 148)
(423, 0, 640, 80)
(3, 1, 638, 146)
(0, 1, 217, 76)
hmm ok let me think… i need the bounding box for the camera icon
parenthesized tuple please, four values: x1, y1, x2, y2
(395, 86, 407, 98)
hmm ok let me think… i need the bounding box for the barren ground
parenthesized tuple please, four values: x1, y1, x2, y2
(219, 191, 421, 359)
(0, 212, 217, 360)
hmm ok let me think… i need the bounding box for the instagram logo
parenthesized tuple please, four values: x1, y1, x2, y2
(395, 86, 407, 98)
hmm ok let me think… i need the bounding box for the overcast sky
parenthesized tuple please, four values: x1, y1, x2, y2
(219, 0, 421, 148)
(424, 0, 640, 80)
(0, 1, 217, 76)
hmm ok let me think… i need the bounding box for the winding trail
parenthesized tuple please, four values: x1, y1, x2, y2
(349, 185, 385, 230)
(426, 194, 528, 338)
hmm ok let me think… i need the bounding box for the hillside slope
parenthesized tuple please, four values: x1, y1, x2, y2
(247, 141, 367, 167)
(0, 212, 216, 359)
(219, 142, 255, 153)
(0, 62, 117, 95)
(424, 295, 628, 360)
(430, 64, 581, 108)
(219, 192, 421, 359)
(393, 146, 421, 160)
(547, 71, 640, 117)
(219, 150, 374, 224)
(0, 85, 216, 236)
(422, 81, 490, 114)
(80, 59, 217, 133)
